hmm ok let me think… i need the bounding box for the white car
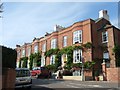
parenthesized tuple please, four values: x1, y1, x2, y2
(15, 68, 32, 89)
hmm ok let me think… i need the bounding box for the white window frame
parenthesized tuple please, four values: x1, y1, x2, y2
(17, 51, 20, 58)
(41, 56, 45, 67)
(73, 70, 81, 76)
(50, 55, 55, 65)
(51, 38, 57, 49)
(73, 49, 82, 63)
(62, 54, 67, 63)
(102, 31, 108, 43)
(22, 49, 25, 57)
(63, 36, 67, 47)
(42, 43, 46, 52)
(73, 30, 82, 44)
(34, 45, 38, 53)
(27, 47, 31, 56)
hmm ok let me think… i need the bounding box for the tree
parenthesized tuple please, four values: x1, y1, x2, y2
(2, 45, 17, 69)
(0, 3, 3, 18)
(113, 45, 120, 67)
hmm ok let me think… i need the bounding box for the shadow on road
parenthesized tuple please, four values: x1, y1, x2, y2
(32, 78, 65, 85)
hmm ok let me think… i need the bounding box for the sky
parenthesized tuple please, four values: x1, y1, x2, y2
(0, 2, 119, 49)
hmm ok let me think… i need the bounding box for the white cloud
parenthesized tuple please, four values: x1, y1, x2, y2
(2, 2, 90, 48)
(1, 2, 118, 48)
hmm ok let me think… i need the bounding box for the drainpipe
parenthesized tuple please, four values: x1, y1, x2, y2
(81, 57, 85, 81)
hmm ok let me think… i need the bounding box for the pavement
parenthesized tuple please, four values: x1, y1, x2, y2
(32, 78, 120, 90)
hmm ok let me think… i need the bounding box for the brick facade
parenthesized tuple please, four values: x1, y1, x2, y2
(15, 10, 120, 80)
(106, 68, 120, 82)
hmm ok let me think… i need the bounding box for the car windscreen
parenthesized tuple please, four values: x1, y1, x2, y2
(16, 70, 30, 77)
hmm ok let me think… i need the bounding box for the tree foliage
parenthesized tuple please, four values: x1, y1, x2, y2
(2, 45, 17, 69)
(84, 61, 95, 69)
(83, 42, 93, 49)
(113, 45, 120, 67)
(29, 52, 41, 70)
(45, 64, 56, 72)
(44, 48, 59, 57)
(19, 57, 28, 68)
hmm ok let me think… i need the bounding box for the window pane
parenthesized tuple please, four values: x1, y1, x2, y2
(73, 49, 82, 63)
(102, 31, 108, 43)
(73, 30, 82, 44)
(63, 36, 67, 47)
(103, 52, 109, 59)
(51, 39, 57, 49)
(34, 45, 38, 53)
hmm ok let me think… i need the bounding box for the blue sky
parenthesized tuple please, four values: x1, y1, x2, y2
(0, 2, 118, 49)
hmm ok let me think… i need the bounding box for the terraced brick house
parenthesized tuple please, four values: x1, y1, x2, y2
(16, 10, 120, 81)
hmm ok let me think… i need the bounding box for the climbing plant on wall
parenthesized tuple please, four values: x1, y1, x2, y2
(29, 52, 41, 70)
(44, 48, 60, 71)
(29, 53, 34, 70)
(44, 48, 59, 57)
(83, 42, 93, 49)
(55, 51, 62, 71)
(113, 45, 120, 67)
(19, 57, 28, 68)
(34, 52, 41, 67)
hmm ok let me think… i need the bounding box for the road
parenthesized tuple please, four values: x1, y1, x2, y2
(31, 78, 120, 90)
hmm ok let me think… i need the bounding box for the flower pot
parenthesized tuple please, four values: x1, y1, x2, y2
(95, 76, 99, 81)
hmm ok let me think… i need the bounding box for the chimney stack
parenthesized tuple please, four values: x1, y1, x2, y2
(54, 24, 64, 32)
(99, 10, 109, 21)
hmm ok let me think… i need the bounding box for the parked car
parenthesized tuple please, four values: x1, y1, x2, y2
(30, 67, 41, 77)
(31, 67, 50, 78)
(15, 68, 32, 89)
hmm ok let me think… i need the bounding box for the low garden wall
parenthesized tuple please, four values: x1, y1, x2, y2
(63, 70, 93, 81)
(106, 67, 120, 82)
(63, 76, 82, 81)
(2, 68, 16, 89)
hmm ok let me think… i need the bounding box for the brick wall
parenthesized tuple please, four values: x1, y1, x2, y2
(2, 68, 16, 89)
(106, 67, 120, 82)
(84, 70, 93, 80)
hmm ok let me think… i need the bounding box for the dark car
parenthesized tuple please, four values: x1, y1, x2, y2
(31, 67, 50, 78)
